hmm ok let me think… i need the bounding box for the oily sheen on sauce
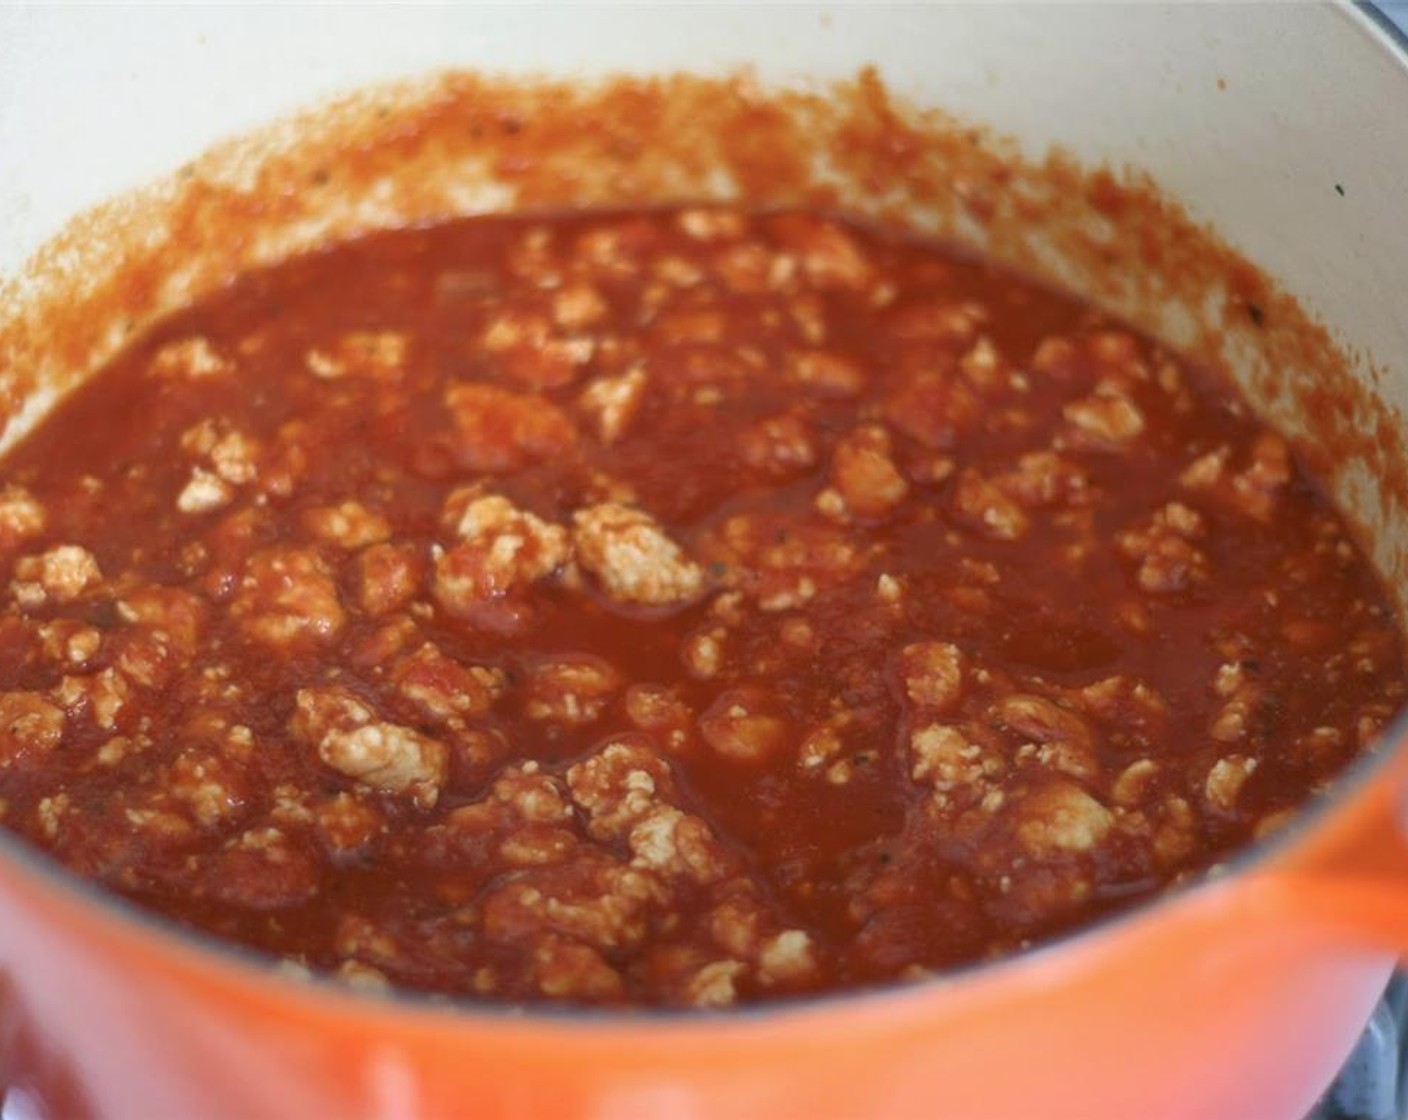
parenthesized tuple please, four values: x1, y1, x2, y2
(0, 208, 1398, 1008)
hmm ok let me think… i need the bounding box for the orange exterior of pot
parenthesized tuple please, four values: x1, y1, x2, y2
(1, 731, 1406, 1119)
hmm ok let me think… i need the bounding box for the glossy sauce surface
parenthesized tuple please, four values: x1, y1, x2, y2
(0, 208, 1400, 1006)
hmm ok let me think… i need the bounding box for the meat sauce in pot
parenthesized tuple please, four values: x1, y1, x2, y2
(0, 206, 1399, 1007)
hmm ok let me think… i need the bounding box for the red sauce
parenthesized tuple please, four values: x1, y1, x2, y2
(0, 207, 1399, 1006)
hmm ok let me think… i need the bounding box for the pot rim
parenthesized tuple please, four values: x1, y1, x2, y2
(0, 0, 1405, 1035)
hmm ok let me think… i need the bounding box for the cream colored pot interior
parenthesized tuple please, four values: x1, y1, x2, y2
(2, 2, 1408, 597)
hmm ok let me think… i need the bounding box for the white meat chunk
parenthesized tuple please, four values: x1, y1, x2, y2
(578, 368, 648, 445)
(573, 503, 704, 608)
(1016, 782, 1115, 857)
(0, 485, 46, 550)
(292, 686, 447, 808)
(12, 545, 102, 607)
(433, 493, 571, 615)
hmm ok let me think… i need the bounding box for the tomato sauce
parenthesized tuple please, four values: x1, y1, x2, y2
(0, 207, 1399, 1006)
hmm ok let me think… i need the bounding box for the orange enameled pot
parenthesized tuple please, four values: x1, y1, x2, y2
(0, 738, 1405, 1119)
(3, 4, 1408, 1118)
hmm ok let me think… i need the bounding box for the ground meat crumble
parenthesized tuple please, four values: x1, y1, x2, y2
(0, 207, 1400, 1009)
